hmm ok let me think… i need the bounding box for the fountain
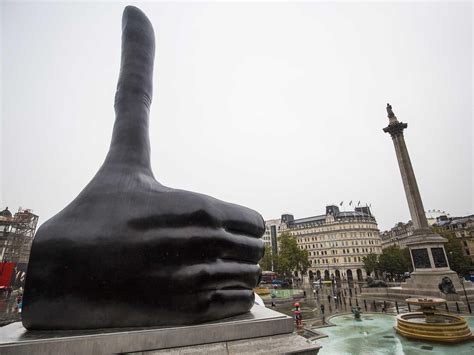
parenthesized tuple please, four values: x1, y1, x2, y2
(352, 306, 362, 321)
(395, 298, 473, 343)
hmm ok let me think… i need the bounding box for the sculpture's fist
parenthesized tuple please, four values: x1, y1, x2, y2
(22, 6, 264, 330)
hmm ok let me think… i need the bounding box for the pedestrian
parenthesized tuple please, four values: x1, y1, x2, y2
(313, 289, 316, 298)
(327, 294, 331, 303)
(16, 294, 23, 313)
(293, 302, 302, 328)
(320, 303, 325, 315)
(316, 289, 319, 297)
(303, 290, 306, 298)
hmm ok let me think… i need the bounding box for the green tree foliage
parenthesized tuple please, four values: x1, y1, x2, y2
(362, 253, 379, 277)
(378, 246, 412, 278)
(401, 247, 413, 273)
(259, 245, 273, 271)
(432, 227, 471, 277)
(274, 232, 310, 278)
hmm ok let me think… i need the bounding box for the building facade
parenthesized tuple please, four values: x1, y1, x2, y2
(381, 213, 474, 265)
(266, 205, 382, 284)
(0, 207, 39, 288)
(380, 221, 414, 249)
(263, 218, 283, 256)
(434, 214, 474, 263)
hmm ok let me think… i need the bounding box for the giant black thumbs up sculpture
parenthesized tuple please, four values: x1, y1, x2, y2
(22, 6, 264, 330)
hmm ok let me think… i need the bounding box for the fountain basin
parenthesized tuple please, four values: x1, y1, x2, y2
(396, 312, 472, 343)
(317, 314, 474, 354)
(394, 297, 473, 343)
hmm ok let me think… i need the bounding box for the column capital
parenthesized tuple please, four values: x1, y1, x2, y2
(383, 121, 408, 138)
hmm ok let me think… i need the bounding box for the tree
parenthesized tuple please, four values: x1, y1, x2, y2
(378, 246, 411, 280)
(400, 247, 413, 273)
(274, 232, 310, 279)
(432, 227, 470, 277)
(259, 245, 273, 271)
(362, 253, 379, 277)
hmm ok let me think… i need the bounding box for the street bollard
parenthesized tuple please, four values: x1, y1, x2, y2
(364, 299, 367, 311)
(395, 301, 399, 314)
(373, 300, 376, 311)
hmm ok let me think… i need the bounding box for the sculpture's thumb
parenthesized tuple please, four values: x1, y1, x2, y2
(105, 6, 155, 171)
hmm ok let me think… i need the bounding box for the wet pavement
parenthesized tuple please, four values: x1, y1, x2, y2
(266, 285, 401, 328)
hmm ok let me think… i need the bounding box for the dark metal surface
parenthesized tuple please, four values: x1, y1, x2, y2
(411, 248, 431, 269)
(22, 6, 264, 330)
(365, 277, 387, 288)
(431, 247, 448, 268)
(438, 277, 457, 295)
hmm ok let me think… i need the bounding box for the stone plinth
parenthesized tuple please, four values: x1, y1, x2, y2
(0, 305, 322, 355)
(147, 333, 321, 354)
(361, 274, 474, 312)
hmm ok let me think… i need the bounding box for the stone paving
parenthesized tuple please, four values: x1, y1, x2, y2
(267, 285, 433, 329)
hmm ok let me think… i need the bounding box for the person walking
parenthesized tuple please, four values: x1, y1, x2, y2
(320, 304, 325, 324)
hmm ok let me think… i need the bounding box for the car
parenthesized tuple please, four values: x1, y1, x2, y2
(271, 279, 290, 288)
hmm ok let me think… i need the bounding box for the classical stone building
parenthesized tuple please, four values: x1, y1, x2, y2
(381, 211, 452, 250)
(266, 205, 382, 284)
(434, 214, 474, 263)
(381, 221, 415, 249)
(381, 213, 474, 265)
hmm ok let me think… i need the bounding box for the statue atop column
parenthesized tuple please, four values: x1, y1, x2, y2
(386, 103, 395, 118)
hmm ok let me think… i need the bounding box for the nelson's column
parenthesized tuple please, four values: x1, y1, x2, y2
(382, 104, 473, 306)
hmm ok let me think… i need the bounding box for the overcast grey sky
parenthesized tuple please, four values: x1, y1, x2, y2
(1, 1, 472, 231)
